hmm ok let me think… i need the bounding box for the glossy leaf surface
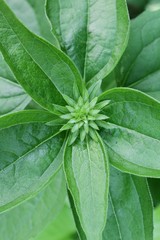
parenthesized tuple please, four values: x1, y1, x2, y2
(0, 52, 15, 82)
(46, 0, 129, 83)
(103, 167, 153, 240)
(0, 0, 59, 115)
(99, 88, 160, 177)
(0, 169, 66, 240)
(0, 117, 65, 211)
(116, 10, 160, 101)
(6, 0, 58, 46)
(0, 52, 31, 115)
(0, 110, 57, 129)
(0, 77, 30, 115)
(0, 0, 83, 113)
(69, 166, 153, 240)
(64, 136, 109, 240)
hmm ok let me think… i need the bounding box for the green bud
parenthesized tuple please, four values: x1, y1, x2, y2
(60, 113, 73, 120)
(89, 128, 98, 142)
(96, 114, 109, 120)
(80, 128, 86, 142)
(60, 122, 73, 131)
(71, 123, 80, 133)
(52, 104, 68, 114)
(89, 121, 99, 130)
(63, 94, 76, 107)
(66, 105, 75, 112)
(89, 97, 98, 109)
(95, 100, 111, 110)
(68, 131, 79, 146)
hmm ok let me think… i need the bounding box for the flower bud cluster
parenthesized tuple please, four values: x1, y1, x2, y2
(59, 94, 110, 145)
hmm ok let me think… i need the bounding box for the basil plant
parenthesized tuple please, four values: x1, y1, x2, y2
(0, 0, 160, 239)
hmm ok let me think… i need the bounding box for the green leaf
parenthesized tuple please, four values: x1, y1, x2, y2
(46, 0, 130, 83)
(146, 0, 160, 11)
(116, 10, 160, 101)
(103, 167, 153, 240)
(68, 190, 87, 240)
(36, 201, 77, 240)
(101, 71, 117, 92)
(88, 80, 102, 100)
(0, 0, 83, 113)
(68, 166, 153, 240)
(0, 110, 57, 129)
(0, 77, 31, 115)
(5, 0, 58, 46)
(68, 131, 79, 146)
(0, 52, 31, 115)
(64, 135, 109, 240)
(63, 95, 76, 107)
(46, 118, 66, 127)
(0, 169, 66, 240)
(154, 204, 160, 240)
(99, 88, 160, 177)
(0, 0, 60, 116)
(52, 104, 68, 114)
(0, 115, 65, 212)
(95, 100, 111, 110)
(0, 52, 15, 82)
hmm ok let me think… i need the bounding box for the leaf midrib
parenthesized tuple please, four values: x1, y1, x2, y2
(0, 10, 63, 105)
(86, 139, 95, 223)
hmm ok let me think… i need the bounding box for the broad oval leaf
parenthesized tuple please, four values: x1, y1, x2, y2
(64, 135, 109, 240)
(99, 88, 160, 177)
(0, 0, 59, 115)
(0, 0, 83, 113)
(68, 166, 153, 240)
(103, 167, 153, 240)
(116, 10, 160, 101)
(0, 111, 65, 212)
(0, 77, 31, 115)
(0, 169, 66, 240)
(46, 0, 130, 84)
(6, 0, 59, 46)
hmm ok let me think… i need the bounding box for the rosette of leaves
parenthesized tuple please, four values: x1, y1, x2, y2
(0, 0, 159, 239)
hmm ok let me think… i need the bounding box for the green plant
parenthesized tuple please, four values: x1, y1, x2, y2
(0, 0, 160, 239)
